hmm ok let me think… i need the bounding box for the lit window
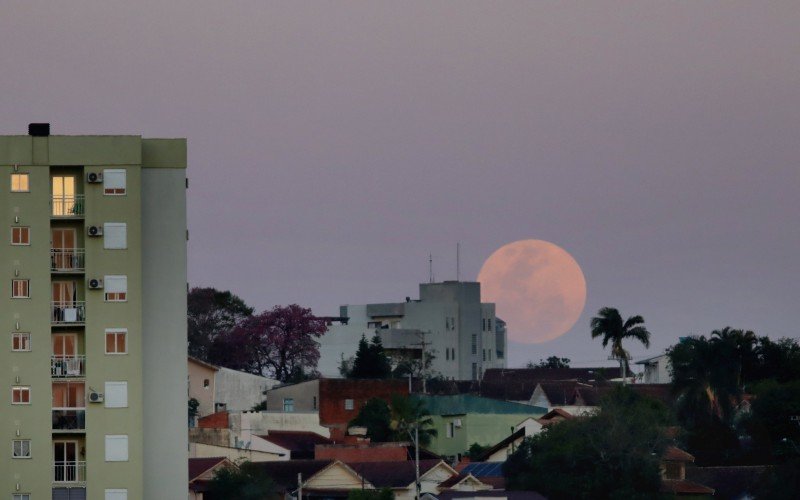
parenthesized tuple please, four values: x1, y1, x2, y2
(105, 329, 127, 354)
(104, 275, 127, 302)
(12, 439, 31, 458)
(12, 332, 31, 351)
(10, 174, 29, 192)
(105, 435, 129, 461)
(283, 398, 294, 412)
(12, 386, 30, 404)
(11, 227, 30, 245)
(344, 399, 354, 410)
(103, 169, 126, 195)
(11, 279, 29, 298)
(103, 223, 127, 249)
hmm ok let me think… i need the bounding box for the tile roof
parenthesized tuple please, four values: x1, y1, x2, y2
(660, 479, 715, 495)
(248, 460, 333, 489)
(347, 459, 445, 488)
(258, 431, 332, 459)
(663, 446, 695, 463)
(188, 456, 228, 482)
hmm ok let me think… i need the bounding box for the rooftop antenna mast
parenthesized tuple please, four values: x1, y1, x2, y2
(456, 242, 460, 281)
(428, 253, 434, 283)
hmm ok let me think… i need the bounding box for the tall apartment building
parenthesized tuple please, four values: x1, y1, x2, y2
(0, 125, 188, 500)
(318, 281, 507, 380)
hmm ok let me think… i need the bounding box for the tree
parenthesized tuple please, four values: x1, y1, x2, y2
(745, 380, 800, 461)
(206, 461, 275, 500)
(526, 356, 571, 369)
(188, 398, 200, 419)
(392, 348, 438, 380)
(350, 334, 392, 379)
(188, 287, 253, 360)
(503, 386, 670, 499)
(390, 395, 437, 447)
(348, 398, 393, 442)
(210, 304, 327, 382)
(468, 442, 489, 460)
(590, 307, 651, 384)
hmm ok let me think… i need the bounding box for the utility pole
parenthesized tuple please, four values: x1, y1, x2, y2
(456, 242, 460, 281)
(297, 473, 302, 500)
(414, 421, 421, 500)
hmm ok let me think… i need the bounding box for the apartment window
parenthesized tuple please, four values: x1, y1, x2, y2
(105, 329, 127, 354)
(472, 363, 477, 380)
(105, 435, 129, 461)
(12, 439, 31, 458)
(283, 398, 294, 412)
(313, 396, 317, 410)
(103, 169, 126, 195)
(103, 223, 127, 249)
(447, 422, 455, 438)
(12, 386, 30, 404)
(105, 382, 128, 408)
(11, 279, 29, 298)
(11, 227, 30, 245)
(10, 174, 29, 192)
(104, 275, 127, 302)
(471, 334, 477, 355)
(13, 494, 31, 500)
(344, 399, 354, 410)
(105, 490, 128, 500)
(488, 319, 492, 330)
(12, 332, 31, 351)
(445, 348, 449, 361)
(483, 349, 486, 362)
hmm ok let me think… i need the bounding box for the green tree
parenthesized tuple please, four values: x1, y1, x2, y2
(206, 461, 275, 500)
(468, 442, 489, 460)
(350, 334, 392, 379)
(526, 356, 571, 369)
(188, 287, 254, 360)
(590, 307, 651, 384)
(349, 398, 393, 442)
(503, 386, 670, 499)
(390, 395, 437, 447)
(188, 398, 200, 419)
(745, 380, 800, 461)
(348, 489, 395, 500)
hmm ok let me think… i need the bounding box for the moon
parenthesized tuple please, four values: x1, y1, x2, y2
(478, 239, 587, 344)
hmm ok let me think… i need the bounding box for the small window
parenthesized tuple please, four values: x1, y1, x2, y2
(283, 398, 294, 412)
(12, 332, 31, 351)
(103, 223, 127, 249)
(203, 379, 210, 388)
(12, 439, 31, 458)
(344, 399, 354, 411)
(105, 490, 128, 500)
(105, 329, 127, 354)
(12, 386, 30, 404)
(104, 275, 127, 302)
(447, 422, 455, 438)
(313, 396, 317, 410)
(11, 279, 29, 298)
(13, 494, 32, 500)
(103, 169, 126, 195)
(10, 174, 29, 192)
(105, 435, 129, 462)
(105, 382, 128, 408)
(11, 227, 30, 245)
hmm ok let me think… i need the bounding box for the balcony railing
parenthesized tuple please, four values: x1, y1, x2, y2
(52, 409, 86, 431)
(51, 356, 86, 377)
(51, 249, 85, 272)
(52, 194, 85, 217)
(51, 302, 86, 324)
(54, 460, 86, 482)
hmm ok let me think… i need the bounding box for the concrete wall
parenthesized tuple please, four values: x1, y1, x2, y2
(265, 379, 319, 413)
(215, 367, 278, 412)
(232, 410, 331, 438)
(189, 442, 283, 463)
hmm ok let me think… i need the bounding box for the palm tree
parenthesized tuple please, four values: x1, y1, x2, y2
(590, 307, 651, 385)
(389, 395, 437, 447)
(710, 327, 757, 390)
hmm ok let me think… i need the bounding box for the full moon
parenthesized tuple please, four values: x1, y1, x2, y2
(478, 239, 587, 344)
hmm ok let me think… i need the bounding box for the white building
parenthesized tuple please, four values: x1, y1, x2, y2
(318, 281, 507, 380)
(635, 353, 672, 384)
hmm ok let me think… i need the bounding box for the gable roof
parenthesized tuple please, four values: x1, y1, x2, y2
(248, 460, 333, 490)
(259, 431, 333, 459)
(663, 446, 695, 463)
(188, 356, 219, 371)
(538, 408, 575, 421)
(437, 473, 488, 490)
(477, 428, 525, 462)
(534, 381, 592, 406)
(348, 460, 448, 488)
(188, 456, 229, 482)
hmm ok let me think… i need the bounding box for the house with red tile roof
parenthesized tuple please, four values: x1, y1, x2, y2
(188, 457, 235, 500)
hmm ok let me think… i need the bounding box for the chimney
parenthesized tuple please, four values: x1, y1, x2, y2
(28, 123, 50, 137)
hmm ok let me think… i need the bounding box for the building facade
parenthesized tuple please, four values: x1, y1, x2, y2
(0, 125, 187, 499)
(319, 281, 507, 380)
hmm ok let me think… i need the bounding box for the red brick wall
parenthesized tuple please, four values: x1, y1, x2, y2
(197, 411, 229, 429)
(319, 379, 409, 429)
(315, 444, 409, 462)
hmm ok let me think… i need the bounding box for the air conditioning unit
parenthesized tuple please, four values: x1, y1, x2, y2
(87, 172, 103, 183)
(88, 391, 104, 403)
(88, 278, 104, 290)
(87, 225, 103, 237)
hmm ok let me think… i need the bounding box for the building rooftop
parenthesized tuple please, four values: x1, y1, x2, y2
(259, 431, 333, 459)
(348, 460, 445, 488)
(188, 456, 228, 482)
(414, 394, 546, 416)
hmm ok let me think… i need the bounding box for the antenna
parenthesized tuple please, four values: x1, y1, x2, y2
(456, 242, 460, 281)
(428, 253, 434, 283)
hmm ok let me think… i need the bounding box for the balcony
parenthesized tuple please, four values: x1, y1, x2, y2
(52, 409, 86, 431)
(51, 356, 86, 377)
(51, 302, 86, 325)
(52, 194, 85, 218)
(51, 249, 85, 273)
(53, 461, 86, 483)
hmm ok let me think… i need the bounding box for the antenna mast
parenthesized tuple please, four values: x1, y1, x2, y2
(428, 253, 434, 283)
(456, 242, 460, 281)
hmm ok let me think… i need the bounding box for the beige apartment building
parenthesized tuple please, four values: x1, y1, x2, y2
(0, 124, 188, 500)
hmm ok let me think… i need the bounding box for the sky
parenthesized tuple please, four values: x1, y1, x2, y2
(2, 1, 799, 369)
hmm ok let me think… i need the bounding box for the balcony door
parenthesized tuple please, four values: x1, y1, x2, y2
(52, 382, 85, 408)
(52, 228, 77, 270)
(53, 440, 79, 482)
(52, 176, 77, 216)
(52, 334, 80, 376)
